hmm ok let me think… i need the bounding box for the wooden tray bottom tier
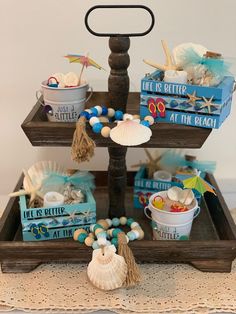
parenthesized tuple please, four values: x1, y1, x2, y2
(0, 173, 236, 273)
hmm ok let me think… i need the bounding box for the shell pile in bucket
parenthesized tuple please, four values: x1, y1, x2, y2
(167, 186, 195, 206)
(48, 72, 84, 88)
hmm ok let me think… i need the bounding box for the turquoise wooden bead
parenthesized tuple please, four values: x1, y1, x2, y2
(127, 218, 135, 227)
(92, 241, 99, 250)
(90, 107, 99, 116)
(112, 228, 123, 238)
(92, 123, 103, 133)
(111, 238, 118, 247)
(94, 224, 103, 231)
(114, 110, 123, 120)
(112, 217, 120, 227)
(78, 233, 87, 243)
(96, 231, 107, 239)
(127, 231, 136, 241)
(140, 120, 150, 127)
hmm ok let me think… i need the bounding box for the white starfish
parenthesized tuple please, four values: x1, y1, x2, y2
(68, 211, 77, 221)
(9, 169, 42, 207)
(200, 96, 216, 113)
(143, 40, 179, 71)
(187, 91, 201, 107)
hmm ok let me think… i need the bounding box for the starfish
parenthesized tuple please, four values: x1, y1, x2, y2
(143, 40, 178, 71)
(187, 91, 201, 106)
(200, 96, 215, 113)
(131, 148, 163, 178)
(67, 210, 77, 221)
(9, 169, 42, 207)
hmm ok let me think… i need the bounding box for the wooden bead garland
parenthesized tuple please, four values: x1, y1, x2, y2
(79, 105, 154, 139)
(73, 216, 145, 248)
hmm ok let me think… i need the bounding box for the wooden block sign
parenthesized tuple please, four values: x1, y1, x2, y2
(19, 189, 96, 241)
(140, 71, 234, 129)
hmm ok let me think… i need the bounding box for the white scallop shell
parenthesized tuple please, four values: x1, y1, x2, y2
(64, 72, 79, 87)
(167, 186, 183, 202)
(110, 120, 152, 146)
(179, 189, 195, 206)
(23, 161, 66, 197)
(52, 72, 65, 84)
(173, 43, 208, 67)
(87, 245, 127, 291)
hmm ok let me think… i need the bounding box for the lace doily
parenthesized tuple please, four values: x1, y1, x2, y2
(0, 208, 235, 314)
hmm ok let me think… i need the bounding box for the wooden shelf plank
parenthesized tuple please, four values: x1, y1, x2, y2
(22, 92, 212, 148)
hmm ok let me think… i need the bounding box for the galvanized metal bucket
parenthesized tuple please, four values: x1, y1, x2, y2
(144, 191, 200, 240)
(36, 81, 93, 122)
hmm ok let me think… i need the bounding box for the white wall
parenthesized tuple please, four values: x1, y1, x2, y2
(0, 0, 236, 196)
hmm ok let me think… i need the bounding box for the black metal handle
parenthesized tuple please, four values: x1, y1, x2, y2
(85, 5, 155, 37)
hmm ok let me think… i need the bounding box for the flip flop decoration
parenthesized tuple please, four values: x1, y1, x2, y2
(148, 98, 157, 118)
(156, 98, 166, 118)
(148, 97, 166, 119)
(30, 223, 50, 239)
(137, 191, 152, 207)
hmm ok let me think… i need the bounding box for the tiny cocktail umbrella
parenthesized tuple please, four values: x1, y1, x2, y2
(64, 53, 105, 85)
(182, 171, 216, 198)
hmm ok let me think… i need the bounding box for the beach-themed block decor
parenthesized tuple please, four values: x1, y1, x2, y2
(134, 166, 201, 208)
(140, 70, 234, 129)
(20, 189, 96, 241)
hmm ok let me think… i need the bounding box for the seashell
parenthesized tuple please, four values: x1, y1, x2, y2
(110, 120, 152, 146)
(87, 245, 127, 291)
(179, 189, 195, 206)
(70, 189, 84, 203)
(173, 42, 208, 67)
(167, 186, 183, 202)
(64, 72, 79, 87)
(23, 161, 66, 197)
(52, 72, 65, 85)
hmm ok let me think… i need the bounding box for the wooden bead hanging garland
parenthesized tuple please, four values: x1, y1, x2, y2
(71, 105, 154, 163)
(73, 217, 144, 290)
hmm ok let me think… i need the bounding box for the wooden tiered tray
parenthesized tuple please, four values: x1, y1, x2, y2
(0, 171, 235, 273)
(22, 92, 212, 148)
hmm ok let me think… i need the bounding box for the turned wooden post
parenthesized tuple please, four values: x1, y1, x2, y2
(108, 37, 130, 218)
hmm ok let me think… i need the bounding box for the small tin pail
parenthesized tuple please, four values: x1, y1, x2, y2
(36, 80, 93, 122)
(144, 191, 200, 240)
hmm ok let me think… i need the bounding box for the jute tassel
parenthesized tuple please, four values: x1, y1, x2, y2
(118, 232, 141, 287)
(71, 116, 96, 163)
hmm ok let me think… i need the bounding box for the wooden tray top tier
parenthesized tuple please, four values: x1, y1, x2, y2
(0, 172, 235, 273)
(22, 92, 212, 148)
